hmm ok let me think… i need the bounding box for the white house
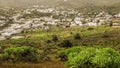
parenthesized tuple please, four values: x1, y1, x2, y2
(1, 32, 12, 37)
(0, 36, 6, 41)
(87, 22, 97, 26)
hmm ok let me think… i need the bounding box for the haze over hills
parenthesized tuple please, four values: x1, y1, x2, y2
(0, 0, 120, 8)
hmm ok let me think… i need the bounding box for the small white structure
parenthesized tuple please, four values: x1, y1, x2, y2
(114, 13, 120, 18)
(0, 20, 6, 26)
(87, 22, 97, 26)
(44, 26, 50, 31)
(0, 36, 6, 41)
(11, 36, 24, 39)
(1, 32, 12, 37)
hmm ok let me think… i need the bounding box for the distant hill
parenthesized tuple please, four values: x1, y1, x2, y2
(0, 0, 120, 8)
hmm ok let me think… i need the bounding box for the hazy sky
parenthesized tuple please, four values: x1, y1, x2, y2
(0, 0, 120, 7)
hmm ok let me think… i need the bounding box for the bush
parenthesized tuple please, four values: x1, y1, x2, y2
(102, 33, 111, 38)
(109, 21, 113, 27)
(91, 48, 120, 68)
(52, 35, 58, 42)
(0, 46, 40, 63)
(74, 33, 81, 40)
(102, 31, 112, 38)
(58, 50, 67, 61)
(88, 27, 94, 30)
(70, 32, 73, 34)
(59, 40, 73, 48)
(46, 40, 52, 44)
(58, 47, 82, 61)
(58, 46, 120, 68)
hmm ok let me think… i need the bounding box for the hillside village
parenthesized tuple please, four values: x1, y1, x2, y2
(0, 0, 120, 67)
(0, 5, 120, 41)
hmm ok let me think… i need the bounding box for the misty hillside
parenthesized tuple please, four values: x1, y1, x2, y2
(0, 0, 120, 8)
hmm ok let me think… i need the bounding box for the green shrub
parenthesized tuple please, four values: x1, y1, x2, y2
(58, 47, 83, 61)
(0, 46, 40, 63)
(46, 40, 52, 44)
(52, 35, 59, 42)
(2, 53, 9, 60)
(91, 48, 120, 68)
(59, 40, 73, 48)
(67, 47, 97, 68)
(58, 46, 120, 68)
(58, 50, 67, 61)
(102, 31, 111, 38)
(109, 21, 113, 27)
(88, 27, 94, 30)
(74, 33, 81, 40)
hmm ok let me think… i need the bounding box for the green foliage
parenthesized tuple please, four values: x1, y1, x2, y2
(46, 40, 52, 43)
(0, 26, 119, 66)
(91, 48, 120, 68)
(74, 33, 81, 40)
(58, 46, 120, 68)
(59, 40, 73, 48)
(58, 47, 82, 61)
(52, 35, 59, 42)
(102, 31, 111, 38)
(87, 27, 94, 30)
(0, 46, 40, 63)
(109, 21, 113, 27)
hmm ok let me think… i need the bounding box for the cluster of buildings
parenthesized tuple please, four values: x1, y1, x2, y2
(0, 5, 120, 41)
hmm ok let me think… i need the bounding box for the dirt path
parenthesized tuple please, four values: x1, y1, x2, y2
(0, 61, 67, 68)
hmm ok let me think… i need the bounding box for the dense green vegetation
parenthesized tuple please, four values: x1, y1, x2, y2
(0, 46, 40, 63)
(0, 0, 120, 67)
(0, 26, 120, 67)
(58, 46, 120, 68)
